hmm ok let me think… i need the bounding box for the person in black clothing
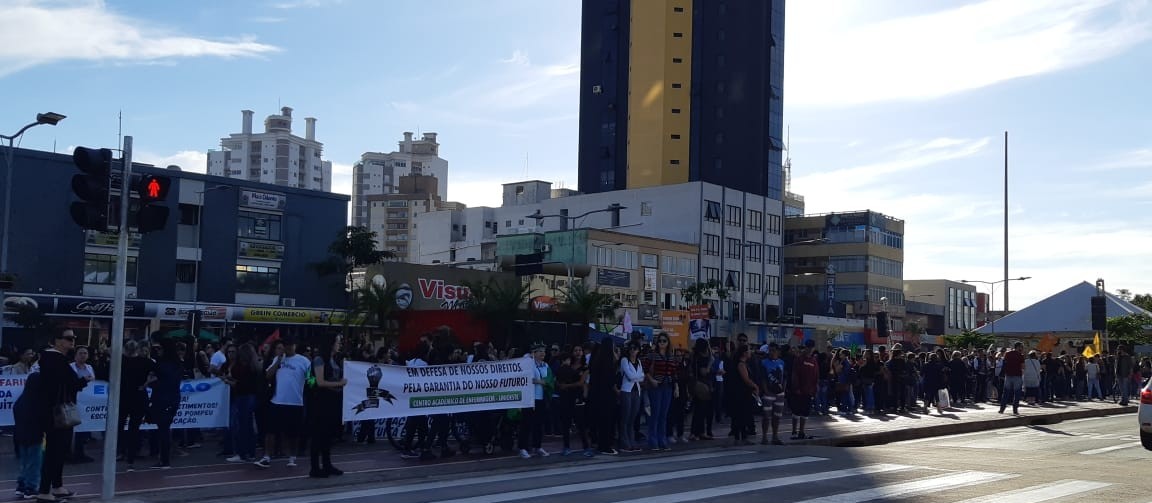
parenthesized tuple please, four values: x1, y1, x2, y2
(36, 329, 90, 501)
(308, 335, 347, 478)
(13, 372, 43, 499)
(119, 340, 154, 472)
(554, 346, 591, 456)
(148, 342, 183, 469)
(587, 339, 619, 455)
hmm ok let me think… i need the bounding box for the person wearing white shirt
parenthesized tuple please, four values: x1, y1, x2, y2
(209, 343, 229, 377)
(70, 346, 96, 463)
(617, 344, 646, 452)
(254, 338, 310, 469)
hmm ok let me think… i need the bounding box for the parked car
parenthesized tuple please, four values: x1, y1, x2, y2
(1140, 378, 1152, 450)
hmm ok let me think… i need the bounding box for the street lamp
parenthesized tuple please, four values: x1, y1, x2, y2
(526, 204, 627, 289)
(961, 276, 1031, 341)
(0, 112, 66, 345)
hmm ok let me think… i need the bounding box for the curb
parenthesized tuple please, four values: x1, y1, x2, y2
(793, 406, 1137, 447)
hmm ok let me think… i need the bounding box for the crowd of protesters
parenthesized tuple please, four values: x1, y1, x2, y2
(4, 328, 1151, 500)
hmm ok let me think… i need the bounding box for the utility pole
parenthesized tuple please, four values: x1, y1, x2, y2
(101, 136, 132, 501)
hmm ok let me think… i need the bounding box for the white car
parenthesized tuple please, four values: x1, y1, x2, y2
(1141, 378, 1152, 450)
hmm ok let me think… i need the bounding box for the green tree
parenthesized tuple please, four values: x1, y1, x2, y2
(346, 282, 399, 341)
(310, 226, 394, 278)
(560, 281, 619, 326)
(1107, 313, 1152, 344)
(942, 330, 996, 350)
(1131, 293, 1152, 313)
(463, 278, 533, 349)
(682, 279, 728, 306)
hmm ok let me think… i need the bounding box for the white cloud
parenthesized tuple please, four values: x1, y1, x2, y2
(270, 0, 342, 9)
(134, 150, 207, 173)
(1085, 148, 1152, 171)
(0, 0, 279, 77)
(794, 136, 991, 197)
(786, 0, 1152, 106)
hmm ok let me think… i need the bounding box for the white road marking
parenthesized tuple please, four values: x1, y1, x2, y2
(1078, 442, 1141, 455)
(428, 457, 835, 503)
(617, 464, 914, 503)
(792, 471, 1017, 502)
(953, 480, 1111, 503)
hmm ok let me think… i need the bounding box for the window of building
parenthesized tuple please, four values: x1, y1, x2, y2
(175, 262, 196, 283)
(703, 267, 720, 284)
(670, 134, 681, 140)
(672, 58, 683, 63)
(664, 292, 678, 310)
(703, 234, 721, 256)
(662, 255, 676, 273)
(766, 245, 780, 265)
(704, 200, 722, 222)
(726, 237, 742, 259)
(726, 205, 742, 226)
(505, 220, 511, 227)
(767, 275, 780, 295)
(236, 265, 279, 294)
(518, 219, 525, 226)
(678, 257, 696, 276)
(84, 254, 137, 286)
(673, 32, 683, 38)
(672, 83, 682, 89)
(746, 242, 762, 262)
(671, 108, 681, 114)
(766, 214, 782, 234)
(178, 204, 199, 226)
(746, 273, 761, 293)
(725, 270, 740, 290)
(674, 6, 684, 12)
(237, 211, 282, 241)
(748, 209, 763, 230)
(613, 249, 638, 269)
(641, 253, 658, 268)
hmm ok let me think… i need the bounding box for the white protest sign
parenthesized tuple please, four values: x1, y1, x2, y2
(342, 358, 535, 421)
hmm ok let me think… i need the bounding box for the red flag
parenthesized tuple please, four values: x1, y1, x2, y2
(262, 329, 281, 348)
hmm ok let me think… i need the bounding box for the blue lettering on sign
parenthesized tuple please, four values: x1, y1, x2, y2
(93, 384, 107, 395)
(179, 382, 212, 393)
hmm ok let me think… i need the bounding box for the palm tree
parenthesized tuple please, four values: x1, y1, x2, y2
(347, 282, 399, 341)
(560, 281, 619, 327)
(463, 278, 533, 349)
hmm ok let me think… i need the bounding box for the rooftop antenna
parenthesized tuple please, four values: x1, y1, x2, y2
(783, 125, 792, 192)
(118, 110, 123, 152)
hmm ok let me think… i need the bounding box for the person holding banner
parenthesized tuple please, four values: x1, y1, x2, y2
(518, 345, 552, 459)
(307, 335, 347, 478)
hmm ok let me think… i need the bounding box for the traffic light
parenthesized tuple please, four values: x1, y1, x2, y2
(1091, 296, 1107, 331)
(186, 309, 203, 336)
(134, 174, 171, 233)
(69, 147, 113, 230)
(876, 311, 890, 338)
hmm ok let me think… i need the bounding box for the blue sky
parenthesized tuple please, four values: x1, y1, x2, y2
(2, 0, 1150, 309)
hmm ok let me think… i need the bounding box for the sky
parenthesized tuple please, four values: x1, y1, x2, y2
(2, 0, 1150, 310)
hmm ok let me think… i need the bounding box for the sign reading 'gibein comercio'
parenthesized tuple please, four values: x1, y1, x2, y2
(237, 307, 363, 325)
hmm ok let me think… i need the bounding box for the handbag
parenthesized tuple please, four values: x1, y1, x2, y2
(937, 388, 952, 410)
(691, 381, 712, 401)
(54, 402, 82, 429)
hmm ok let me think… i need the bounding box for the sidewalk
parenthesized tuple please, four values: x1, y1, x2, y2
(0, 399, 1133, 502)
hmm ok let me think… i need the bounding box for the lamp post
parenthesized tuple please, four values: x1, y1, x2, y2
(526, 204, 627, 289)
(0, 112, 66, 346)
(962, 276, 1031, 342)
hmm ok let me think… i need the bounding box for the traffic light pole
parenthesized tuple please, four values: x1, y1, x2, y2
(101, 136, 132, 501)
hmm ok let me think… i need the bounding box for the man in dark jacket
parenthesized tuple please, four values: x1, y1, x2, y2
(1116, 347, 1135, 406)
(36, 329, 90, 500)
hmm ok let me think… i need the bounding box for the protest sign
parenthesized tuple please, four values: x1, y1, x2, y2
(0, 376, 229, 431)
(343, 358, 535, 421)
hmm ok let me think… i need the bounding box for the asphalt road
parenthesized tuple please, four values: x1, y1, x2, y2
(182, 414, 1148, 503)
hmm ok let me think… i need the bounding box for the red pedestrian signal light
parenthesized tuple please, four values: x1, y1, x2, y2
(136, 175, 170, 202)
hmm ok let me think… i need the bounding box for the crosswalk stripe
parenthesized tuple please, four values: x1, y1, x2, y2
(245, 451, 793, 503)
(793, 471, 1017, 502)
(428, 456, 835, 503)
(1077, 442, 1141, 455)
(953, 480, 1111, 503)
(617, 464, 914, 503)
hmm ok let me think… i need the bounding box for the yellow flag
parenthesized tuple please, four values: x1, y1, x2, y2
(1082, 345, 1096, 359)
(1093, 332, 1103, 355)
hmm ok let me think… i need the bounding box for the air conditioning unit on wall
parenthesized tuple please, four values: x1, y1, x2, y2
(281, 298, 296, 307)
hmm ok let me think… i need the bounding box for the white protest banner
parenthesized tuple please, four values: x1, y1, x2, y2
(0, 376, 229, 431)
(343, 358, 535, 421)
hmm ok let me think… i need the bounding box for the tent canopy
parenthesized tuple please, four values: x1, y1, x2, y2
(975, 281, 1152, 335)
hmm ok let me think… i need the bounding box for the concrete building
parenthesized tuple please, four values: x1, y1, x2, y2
(1, 147, 350, 348)
(782, 210, 906, 339)
(497, 229, 698, 332)
(353, 132, 448, 228)
(578, 0, 786, 199)
(207, 107, 333, 192)
(903, 279, 978, 336)
(413, 180, 784, 336)
(365, 173, 446, 262)
(413, 205, 499, 268)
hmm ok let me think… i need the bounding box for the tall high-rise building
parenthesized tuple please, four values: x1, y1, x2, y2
(207, 107, 333, 192)
(352, 132, 448, 228)
(577, 0, 786, 199)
